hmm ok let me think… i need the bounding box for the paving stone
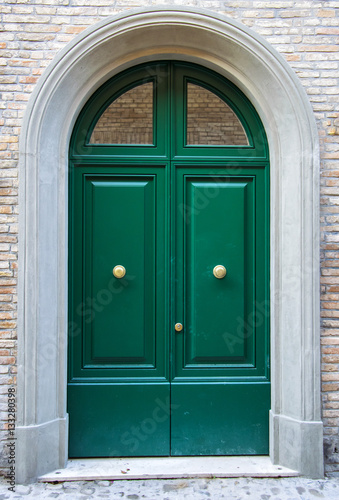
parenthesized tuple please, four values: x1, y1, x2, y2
(1, 477, 339, 499)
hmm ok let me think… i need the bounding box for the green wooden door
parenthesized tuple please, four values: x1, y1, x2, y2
(68, 62, 270, 457)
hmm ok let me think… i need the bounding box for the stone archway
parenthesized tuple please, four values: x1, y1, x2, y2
(17, 6, 323, 483)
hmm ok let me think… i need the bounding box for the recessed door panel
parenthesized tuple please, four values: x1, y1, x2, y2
(70, 166, 168, 380)
(174, 167, 267, 380)
(84, 177, 155, 366)
(184, 178, 252, 364)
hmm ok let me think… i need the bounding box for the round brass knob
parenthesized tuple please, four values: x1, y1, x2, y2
(175, 323, 183, 332)
(113, 265, 126, 279)
(213, 265, 227, 279)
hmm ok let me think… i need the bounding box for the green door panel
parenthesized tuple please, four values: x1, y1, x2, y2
(184, 177, 251, 364)
(171, 383, 270, 455)
(68, 165, 170, 457)
(68, 383, 170, 457)
(69, 165, 168, 380)
(174, 166, 269, 380)
(172, 166, 269, 454)
(69, 62, 270, 458)
(84, 176, 156, 366)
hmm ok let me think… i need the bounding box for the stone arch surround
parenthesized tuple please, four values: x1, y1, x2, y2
(17, 6, 323, 483)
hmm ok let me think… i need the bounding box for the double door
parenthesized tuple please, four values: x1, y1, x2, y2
(68, 62, 270, 457)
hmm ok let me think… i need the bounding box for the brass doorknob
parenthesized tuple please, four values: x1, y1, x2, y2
(175, 323, 183, 332)
(213, 265, 227, 279)
(113, 265, 126, 278)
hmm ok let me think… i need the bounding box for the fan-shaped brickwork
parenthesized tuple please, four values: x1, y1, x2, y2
(90, 83, 153, 144)
(186, 83, 248, 145)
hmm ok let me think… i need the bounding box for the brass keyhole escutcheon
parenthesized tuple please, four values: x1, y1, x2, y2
(113, 265, 126, 279)
(175, 323, 183, 332)
(213, 265, 227, 279)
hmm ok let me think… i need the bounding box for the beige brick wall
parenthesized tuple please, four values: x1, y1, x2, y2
(1, 0, 339, 475)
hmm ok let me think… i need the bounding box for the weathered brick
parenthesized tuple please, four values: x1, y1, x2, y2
(318, 9, 336, 18)
(301, 45, 339, 52)
(65, 26, 87, 34)
(280, 10, 310, 18)
(0, 356, 14, 365)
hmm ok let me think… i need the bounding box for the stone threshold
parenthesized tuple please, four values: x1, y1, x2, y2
(38, 456, 299, 482)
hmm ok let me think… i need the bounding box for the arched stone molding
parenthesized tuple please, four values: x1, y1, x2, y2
(17, 6, 323, 483)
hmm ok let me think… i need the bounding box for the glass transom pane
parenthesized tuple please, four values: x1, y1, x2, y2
(186, 83, 249, 146)
(89, 82, 153, 145)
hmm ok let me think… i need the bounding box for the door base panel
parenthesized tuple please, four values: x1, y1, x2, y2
(68, 383, 170, 457)
(69, 382, 269, 457)
(171, 382, 270, 455)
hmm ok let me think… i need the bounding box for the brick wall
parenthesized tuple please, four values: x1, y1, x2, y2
(0, 0, 338, 476)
